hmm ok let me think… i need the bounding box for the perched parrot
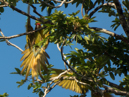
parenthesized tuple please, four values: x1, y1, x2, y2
(20, 5, 49, 81)
(50, 68, 114, 97)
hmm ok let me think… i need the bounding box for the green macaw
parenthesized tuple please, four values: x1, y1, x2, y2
(20, 5, 49, 81)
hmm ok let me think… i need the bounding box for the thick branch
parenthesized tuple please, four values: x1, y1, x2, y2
(107, 81, 125, 91)
(113, 0, 129, 37)
(103, 85, 129, 96)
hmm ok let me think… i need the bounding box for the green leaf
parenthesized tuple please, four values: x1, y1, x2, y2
(43, 28, 49, 34)
(10, 72, 18, 74)
(0, 7, 4, 13)
(0, 93, 9, 97)
(64, 3, 68, 8)
(77, 35, 82, 40)
(15, 68, 21, 74)
(65, 56, 71, 60)
(28, 83, 33, 90)
(109, 72, 115, 80)
(16, 80, 26, 88)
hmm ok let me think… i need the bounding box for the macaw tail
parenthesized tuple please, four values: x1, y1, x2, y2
(20, 47, 50, 81)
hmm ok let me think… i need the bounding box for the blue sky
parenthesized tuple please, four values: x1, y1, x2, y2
(0, 1, 125, 97)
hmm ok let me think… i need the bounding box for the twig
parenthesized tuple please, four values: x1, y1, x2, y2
(113, 0, 129, 37)
(89, 2, 116, 18)
(85, 0, 98, 14)
(57, 43, 68, 69)
(46, 81, 61, 94)
(0, 26, 46, 39)
(0, 29, 23, 52)
(40, 0, 66, 8)
(30, 4, 44, 18)
(0, 0, 44, 23)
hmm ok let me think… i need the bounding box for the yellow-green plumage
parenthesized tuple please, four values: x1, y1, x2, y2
(51, 68, 114, 97)
(20, 5, 49, 81)
(50, 68, 88, 94)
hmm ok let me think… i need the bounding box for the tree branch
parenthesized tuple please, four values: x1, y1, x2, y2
(81, 3, 84, 17)
(113, 0, 129, 37)
(30, 4, 44, 18)
(0, 26, 46, 39)
(0, 4, 7, 7)
(0, 29, 23, 52)
(103, 85, 129, 96)
(107, 80, 125, 91)
(57, 43, 68, 69)
(0, 0, 45, 23)
(89, 27, 129, 44)
(43, 69, 70, 97)
(53, 0, 74, 4)
(40, 0, 66, 8)
(85, 0, 98, 14)
(60, 41, 92, 82)
(89, 2, 116, 18)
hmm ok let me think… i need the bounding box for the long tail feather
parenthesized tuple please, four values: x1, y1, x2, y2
(20, 47, 49, 80)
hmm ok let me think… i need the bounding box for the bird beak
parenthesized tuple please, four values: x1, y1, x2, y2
(36, 25, 40, 29)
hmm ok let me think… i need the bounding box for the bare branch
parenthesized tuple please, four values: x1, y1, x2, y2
(0, 26, 46, 39)
(57, 43, 68, 69)
(81, 4, 84, 17)
(40, 0, 66, 8)
(89, 2, 116, 18)
(46, 81, 61, 94)
(0, 29, 23, 52)
(0, 4, 7, 7)
(43, 69, 70, 97)
(107, 80, 125, 91)
(85, 0, 98, 14)
(89, 27, 129, 44)
(0, 0, 45, 23)
(103, 85, 129, 96)
(30, 4, 44, 18)
(53, 0, 74, 4)
(113, 0, 129, 37)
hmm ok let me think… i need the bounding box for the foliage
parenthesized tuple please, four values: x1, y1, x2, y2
(0, 93, 8, 97)
(1, 0, 129, 97)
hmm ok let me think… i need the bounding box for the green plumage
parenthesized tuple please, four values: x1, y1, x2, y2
(20, 4, 50, 81)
